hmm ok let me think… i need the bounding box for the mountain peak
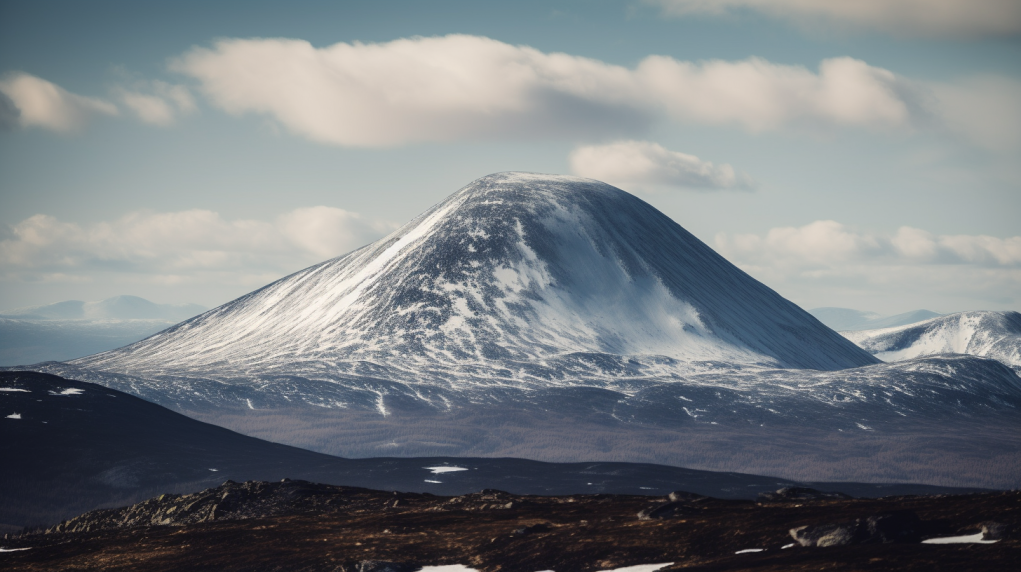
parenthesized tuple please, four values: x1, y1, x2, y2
(75, 173, 876, 387)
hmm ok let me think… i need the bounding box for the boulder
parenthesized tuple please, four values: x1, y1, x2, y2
(790, 511, 921, 546)
(981, 521, 1011, 541)
(637, 501, 696, 521)
(759, 487, 853, 502)
(790, 522, 858, 547)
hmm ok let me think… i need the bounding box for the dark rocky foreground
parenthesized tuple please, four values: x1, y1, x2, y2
(1, 480, 1017, 571)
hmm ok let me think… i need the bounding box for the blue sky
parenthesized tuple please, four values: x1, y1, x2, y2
(1, 0, 1019, 315)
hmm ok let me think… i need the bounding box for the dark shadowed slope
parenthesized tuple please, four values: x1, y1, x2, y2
(0, 371, 984, 532)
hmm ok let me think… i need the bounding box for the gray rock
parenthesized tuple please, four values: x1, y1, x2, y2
(759, 487, 853, 502)
(982, 521, 1011, 540)
(790, 511, 921, 547)
(668, 491, 704, 502)
(637, 501, 697, 521)
(790, 522, 858, 547)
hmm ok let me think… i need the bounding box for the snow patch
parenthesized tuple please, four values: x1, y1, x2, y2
(0, 388, 29, 392)
(424, 479, 442, 484)
(922, 532, 998, 544)
(735, 548, 764, 554)
(424, 466, 468, 474)
(48, 388, 84, 396)
(599, 564, 675, 572)
(6, 413, 21, 419)
(0, 547, 31, 552)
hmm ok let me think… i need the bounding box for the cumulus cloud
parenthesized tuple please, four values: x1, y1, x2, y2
(0, 208, 397, 285)
(569, 140, 753, 191)
(117, 80, 197, 126)
(649, 0, 1021, 38)
(0, 72, 117, 133)
(169, 35, 927, 147)
(715, 221, 1021, 311)
(717, 221, 1021, 267)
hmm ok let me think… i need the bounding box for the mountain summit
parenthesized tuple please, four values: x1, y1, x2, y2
(76, 173, 874, 383)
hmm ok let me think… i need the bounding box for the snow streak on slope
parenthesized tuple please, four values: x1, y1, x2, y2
(843, 311, 1021, 373)
(74, 173, 876, 394)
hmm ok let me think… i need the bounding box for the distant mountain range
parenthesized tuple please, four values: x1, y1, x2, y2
(0, 296, 206, 366)
(808, 307, 943, 332)
(2, 295, 206, 322)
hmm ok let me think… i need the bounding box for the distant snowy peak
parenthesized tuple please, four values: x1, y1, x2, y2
(75, 172, 875, 382)
(843, 311, 1021, 372)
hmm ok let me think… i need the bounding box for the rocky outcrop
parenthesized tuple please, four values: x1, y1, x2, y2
(45, 479, 371, 534)
(790, 511, 921, 546)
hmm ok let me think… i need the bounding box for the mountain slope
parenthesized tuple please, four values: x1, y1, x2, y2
(843, 311, 1021, 373)
(74, 173, 875, 395)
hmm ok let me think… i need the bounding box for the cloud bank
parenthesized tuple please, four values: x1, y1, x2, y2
(0, 208, 397, 286)
(570, 140, 752, 191)
(649, 0, 1021, 38)
(117, 80, 197, 126)
(716, 221, 1021, 310)
(171, 35, 928, 147)
(0, 73, 117, 133)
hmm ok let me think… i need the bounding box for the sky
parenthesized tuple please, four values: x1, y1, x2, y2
(1, 0, 1019, 316)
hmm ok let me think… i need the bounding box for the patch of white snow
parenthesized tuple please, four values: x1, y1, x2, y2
(49, 388, 84, 396)
(922, 533, 998, 544)
(0, 388, 29, 392)
(424, 466, 468, 474)
(599, 564, 675, 572)
(735, 548, 764, 554)
(6, 413, 21, 419)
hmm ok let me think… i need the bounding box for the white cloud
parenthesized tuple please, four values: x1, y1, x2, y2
(649, 0, 1021, 38)
(718, 221, 1021, 267)
(0, 208, 397, 285)
(715, 221, 1021, 311)
(117, 80, 196, 126)
(170, 35, 928, 147)
(569, 140, 752, 191)
(0, 72, 117, 133)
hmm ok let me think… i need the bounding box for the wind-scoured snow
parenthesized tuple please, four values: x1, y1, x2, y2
(69, 173, 874, 404)
(844, 311, 1021, 373)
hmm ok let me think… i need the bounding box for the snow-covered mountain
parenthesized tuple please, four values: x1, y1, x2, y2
(14, 173, 1021, 486)
(74, 172, 875, 389)
(3, 295, 206, 322)
(843, 311, 1021, 373)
